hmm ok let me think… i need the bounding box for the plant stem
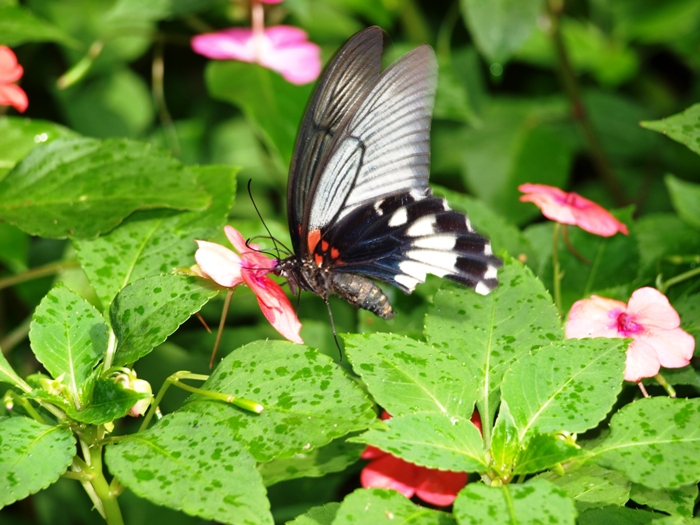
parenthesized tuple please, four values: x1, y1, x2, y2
(552, 223, 564, 318)
(561, 225, 589, 264)
(547, 0, 626, 206)
(88, 443, 124, 525)
(210, 289, 233, 368)
(654, 373, 676, 398)
(103, 331, 118, 372)
(0, 260, 79, 291)
(658, 265, 700, 294)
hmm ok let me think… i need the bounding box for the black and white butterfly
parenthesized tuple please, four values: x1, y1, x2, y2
(274, 26, 501, 320)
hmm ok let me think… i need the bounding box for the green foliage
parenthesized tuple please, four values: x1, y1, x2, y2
(1, 0, 700, 523)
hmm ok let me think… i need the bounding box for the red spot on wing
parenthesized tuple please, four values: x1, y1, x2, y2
(307, 229, 321, 254)
(314, 253, 323, 266)
(321, 240, 329, 251)
(331, 248, 340, 259)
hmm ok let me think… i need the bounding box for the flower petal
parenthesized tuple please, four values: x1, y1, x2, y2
(360, 455, 418, 499)
(638, 325, 695, 370)
(568, 193, 629, 237)
(626, 287, 680, 329)
(224, 225, 276, 271)
(624, 339, 661, 382)
(194, 240, 244, 287)
(519, 189, 578, 226)
(566, 295, 627, 339)
(191, 28, 257, 61)
(0, 46, 23, 83)
(259, 26, 321, 84)
(361, 445, 387, 460)
(0, 83, 28, 113)
(414, 467, 467, 506)
(244, 273, 303, 344)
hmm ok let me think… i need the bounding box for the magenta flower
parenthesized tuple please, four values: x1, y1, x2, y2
(195, 225, 303, 344)
(192, 25, 321, 85)
(360, 412, 479, 506)
(0, 46, 28, 113)
(519, 183, 628, 237)
(566, 287, 695, 382)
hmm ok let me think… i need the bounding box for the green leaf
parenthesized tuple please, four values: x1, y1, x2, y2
(0, 348, 29, 391)
(529, 208, 638, 312)
(0, 417, 76, 508)
(63, 378, 149, 425)
(28, 284, 108, 407)
(641, 104, 700, 157)
(630, 483, 698, 517)
(664, 175, 700, 229)
(184, 341, 376, 462)
(105, 412, 272, 525)
(286, 502, 340, 525)
(458, 99, 574, 225)
(0, 137, 211, 239)
(333, 489, 456, 525)
(258, 438, 363, 487)
(0, 117, 76, 180)
(490, 402, 521, 480)
(592, 397, 700, 489)
(501, 339, 627, 440)
(0, 5, 78, 46)
(453, 478, 577, 525)
(54, 68, 154, 138)
(635, 214, 700, 280)
(675, 294, 700, 344)
(514, 433, 586, 475)
(74, 165, 237, 309)
(206, 61, 312, 170)
(425, 259, 562, 431)
(344, 332, 478, 418)
(111, 275, 219, 366)
(106, 0, 219, 21)
(650, 517, 700, 525)
(577, 505, 655, 525)
(352, 412, 487, 472)
(539, 464, 631, 511)
(460, 0, 541, 62)
(516, 18, 639, 86)
(0, 223, 29, 273)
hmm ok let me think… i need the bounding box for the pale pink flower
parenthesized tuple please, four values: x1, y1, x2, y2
(195, 225, 303, 344)
(191, 25, 321, 85)
(566, 287, 695, 382)
(360, 411, 480, 506)
(0, 46, 28, 113)
(519, 183, 628, 237)
(114, 370, 153, 417)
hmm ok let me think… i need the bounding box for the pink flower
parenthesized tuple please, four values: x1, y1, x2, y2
(191, 25, 321, 85)
(195, 226, 303, 344)
(566, 287, 695, 382)
(519, 183, 628, 237)
(360, 411, 479, 506)
(0, 46, 28, 113)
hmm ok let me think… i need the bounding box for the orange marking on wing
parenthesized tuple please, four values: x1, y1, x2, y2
(331, 248, 340, 259)
(314, 253, 323, 266)
(321, 240, 329, 251)
(307, 229, 321, 254)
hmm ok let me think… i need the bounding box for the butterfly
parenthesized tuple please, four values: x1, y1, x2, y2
(274, 26, 501, 320)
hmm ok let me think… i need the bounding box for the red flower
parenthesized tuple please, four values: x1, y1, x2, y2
(195, 225, 303, 344)
(519, 183, 628, 237)
(0, 46, 28, 113)
(566, 287, 695, 382)
(191, 25, 321, 85)
(360, 411, 480, 506)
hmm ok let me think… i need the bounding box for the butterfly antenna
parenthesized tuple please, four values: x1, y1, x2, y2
(324, 299, 343, 362)
(247, 179, 283, 260)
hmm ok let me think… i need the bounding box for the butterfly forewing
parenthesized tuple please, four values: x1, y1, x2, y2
(287, 26, 384, 253)
(278, 26, 501, 318)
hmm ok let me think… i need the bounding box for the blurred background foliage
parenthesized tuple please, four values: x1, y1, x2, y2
(1, 0, 700, 522)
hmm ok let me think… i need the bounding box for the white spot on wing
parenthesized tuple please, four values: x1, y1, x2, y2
(465, 216, 473, 231)
(412, 235, 457, 250)
(475, 281, 491, 295)
(406, 250, 457, 275)
(484, 265, 499, 280)
(395, 273, 420, 291)
(388, 207, 408, 227)
(484, 244, 493, 256)
(374, 200, 385, 216)
(409, 188, 426, 202)
(406, 215, 435, 237)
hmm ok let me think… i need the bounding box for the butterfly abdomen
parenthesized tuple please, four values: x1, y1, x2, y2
(329, 273, 394, 319)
